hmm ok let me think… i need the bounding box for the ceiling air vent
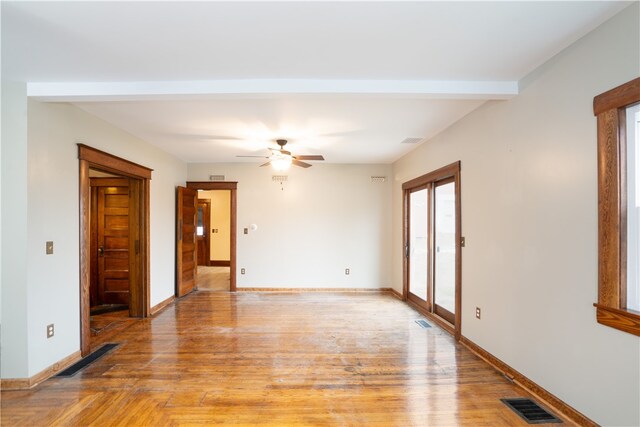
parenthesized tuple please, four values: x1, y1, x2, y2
(400, 137, 423, 144)
(272, 175, 288, 182)
(371, 176, 387, 183)
(501, 398, 562, 424)
(209, 175, 225, 181)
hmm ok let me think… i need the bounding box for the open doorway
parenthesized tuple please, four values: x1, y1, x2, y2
(79, 145, 151, 356)
(197, 189, 232, 291)
(177, 181, 237, 293)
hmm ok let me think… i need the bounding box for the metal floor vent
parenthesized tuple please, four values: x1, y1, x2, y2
(56, 343, 118, 377)
(415, 319, 431, 329)
(501, 398, 562, 424)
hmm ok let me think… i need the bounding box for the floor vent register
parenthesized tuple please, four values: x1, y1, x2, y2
(501, 398, 562, 424)
(56, 343, 119, 377)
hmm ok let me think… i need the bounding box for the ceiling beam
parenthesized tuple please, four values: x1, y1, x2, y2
(27, 79, 518, 102)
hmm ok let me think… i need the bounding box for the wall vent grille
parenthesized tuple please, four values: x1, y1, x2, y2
(209, 175, 225, 181)
(272, 175, 288, 182)
(371, 176, 387, 183)
(500, 398, 562, 424)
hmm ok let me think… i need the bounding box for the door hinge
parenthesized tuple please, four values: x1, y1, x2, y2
(135, 240, 140, 255)
(460, 236, 466, 247)
(405, 244, 409, 258)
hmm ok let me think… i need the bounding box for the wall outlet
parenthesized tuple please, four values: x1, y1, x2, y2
(46, 241, 54, 255)
(475, 307, 481, 319)
(345, 268, 350, 275)
(241, 268, 245, 275)
(47, 324, 54, 338)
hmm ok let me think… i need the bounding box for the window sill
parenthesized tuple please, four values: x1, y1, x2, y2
(594, 304, 640, 336)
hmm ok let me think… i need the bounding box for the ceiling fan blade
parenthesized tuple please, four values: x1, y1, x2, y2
(259, 161, 272, 167)
(294, 155, 325, 161)
(292, 159, 312, 168)
(268, 148, 292, 156)
(236, 155, 269, 158)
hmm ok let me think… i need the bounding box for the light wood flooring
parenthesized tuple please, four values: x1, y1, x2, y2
(1, 292, 572, 426)
(196, 266, 230, 291)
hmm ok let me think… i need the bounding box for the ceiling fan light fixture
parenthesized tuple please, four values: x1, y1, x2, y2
(270, 154, 292, 171)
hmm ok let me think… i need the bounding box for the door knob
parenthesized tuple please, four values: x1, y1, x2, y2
(98, 246, 104, 257)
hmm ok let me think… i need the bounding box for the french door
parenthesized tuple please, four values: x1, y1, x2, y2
(403, 162, 461, 336)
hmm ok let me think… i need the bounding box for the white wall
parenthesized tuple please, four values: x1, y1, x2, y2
(189, 163, 392, 289)
(392, 5, 639, 426)
(1, 81, 29, 378)
(14, 100, 187, 377)
(198, 190, 231, 261)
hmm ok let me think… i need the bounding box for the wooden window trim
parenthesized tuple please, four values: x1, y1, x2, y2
(186, 182, 238, 292)
(594, 77, 640, 336)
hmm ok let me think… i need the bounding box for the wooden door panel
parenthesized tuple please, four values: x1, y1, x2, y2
(105, 278, 129, 291)
(95, 179, 131, 306)
(105, 237, 129, 248)
(105, 194, 128, 208)
(177, 186, 198, 297)
(105, 215, 128, 228)
(105, 257, 128, 270)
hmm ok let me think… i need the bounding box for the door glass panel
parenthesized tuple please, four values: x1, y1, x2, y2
(409, 189, 428, 301)
(197, 206, 204, 236)
(434, 182, 455, 313)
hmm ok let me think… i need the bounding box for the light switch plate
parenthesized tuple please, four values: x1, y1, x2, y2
(46, 241, 54, 255)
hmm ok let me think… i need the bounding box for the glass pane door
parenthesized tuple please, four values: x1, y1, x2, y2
(434, 181, 456, 323)
(409, 188, 429, 304)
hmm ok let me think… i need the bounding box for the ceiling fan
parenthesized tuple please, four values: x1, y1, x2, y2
(236, 139, 325, 170)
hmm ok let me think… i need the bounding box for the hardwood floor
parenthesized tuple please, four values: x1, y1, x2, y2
(1, 292, 571, 426)
(89, 308, 138, 352)
(197, 266, 230, 291)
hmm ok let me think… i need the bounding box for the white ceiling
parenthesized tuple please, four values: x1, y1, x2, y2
(1, 1, 630, 164)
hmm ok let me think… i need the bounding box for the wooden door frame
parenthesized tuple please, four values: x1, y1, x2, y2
(402, 161, 462, 340)
(78, 144, 152, 356)
(197, 199, 212, 266)
(187, 182, 237, 292)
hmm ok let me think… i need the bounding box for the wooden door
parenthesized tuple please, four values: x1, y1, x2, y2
(91, 178, 131, 305)
(177, 186, 198, 297)
(197, 199, 211, 266)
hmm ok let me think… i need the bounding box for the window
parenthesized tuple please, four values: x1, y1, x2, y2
(593, 77, 640, 336)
